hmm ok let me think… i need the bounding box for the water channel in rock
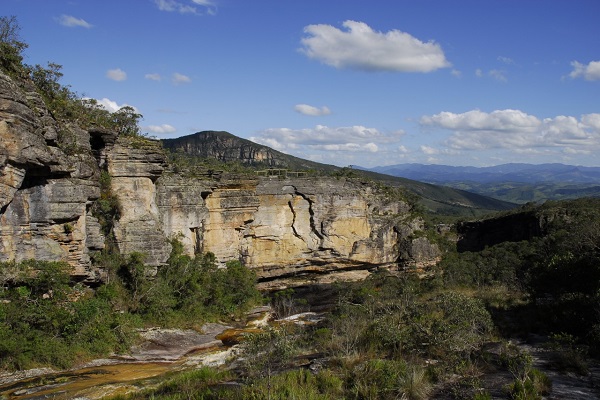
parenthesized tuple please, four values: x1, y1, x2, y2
(0, 306, 272, 400)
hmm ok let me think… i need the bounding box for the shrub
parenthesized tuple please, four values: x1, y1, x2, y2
(396, 365, 433, 400)
(0, 260, 135, 370)
(347, 358, 407, 399)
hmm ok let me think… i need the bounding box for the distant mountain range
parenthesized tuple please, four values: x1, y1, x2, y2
(362, 163, 600, 184)
(359, 163, 600, 203)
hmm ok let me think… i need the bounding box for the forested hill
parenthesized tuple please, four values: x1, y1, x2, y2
(162, 130, 339, 172)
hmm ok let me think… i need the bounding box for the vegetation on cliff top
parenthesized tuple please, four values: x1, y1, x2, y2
(1, 16, 144, 140)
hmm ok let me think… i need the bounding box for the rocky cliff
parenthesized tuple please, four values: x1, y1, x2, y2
(0, 70, 439, 285)
(456, 210, 543, 252)
(0, 71, 106, 281)
(155, 172, 438, 286)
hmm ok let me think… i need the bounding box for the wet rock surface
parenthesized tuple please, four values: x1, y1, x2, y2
(0, 309, 268, 399)
(129, 323, 232, 362)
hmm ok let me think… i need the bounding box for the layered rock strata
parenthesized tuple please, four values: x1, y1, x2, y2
(0, 72, 105, 281)
(155, 172, 440, 281)
(0, 70, 439, 285)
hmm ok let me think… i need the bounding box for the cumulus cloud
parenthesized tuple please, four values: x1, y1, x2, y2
(172, 72, 191, 85)
(420, 109, 600, 151)
(87, 98, 136, 113)
(145, 73, 162, 81)
(569, 60, 600, 81)
(300, 20, 450, 73)
(420, 145, 440, 155)
(582, 113, 600, 130)
(294, 104, 331, 116)
(145, 124, 177, 134)
(488, 69, 507, 82)
(106, 68, 127, 81)
(57, 15, 92, 28)
(250, 125, 403, 155)
(155, 0, 216, 15)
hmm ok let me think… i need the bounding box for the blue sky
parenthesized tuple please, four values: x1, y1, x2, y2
(4, 0, 600, 167)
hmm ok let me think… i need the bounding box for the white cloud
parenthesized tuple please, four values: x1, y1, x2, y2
(155, 0, 216, 15)
(497, 56, 515, 65)
(250, 125, 403, 155)
(88, 98, 136, 113)
(106, 68, 127, 81)
(451, 69, 462, 78)
(420, 109, 600, 152)
(421, 109, 540, 133)
(475, 68, 507, 81)
(582, 113, 600, 130)
(57, 15, 92, 28)
(250, 125, 406, 167)
(172, 72, 191, 85)
(489, 69, 507, 82)
(145, 73, 162, 81)
(294, 104, 332, 116)
(420, 145, 439, 155)
(145, 124, 177, 134)
(300, 20, 450, 73)
(569, 60, 600, 81)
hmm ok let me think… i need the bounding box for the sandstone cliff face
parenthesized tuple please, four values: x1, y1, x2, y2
(108, 136, 170, 266)
(156, 171, 439, 282)
(0, 70, 439, 285)
(0, 71, 105, 281)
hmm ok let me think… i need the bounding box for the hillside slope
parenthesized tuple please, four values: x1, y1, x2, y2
(162, 131, 339, 172)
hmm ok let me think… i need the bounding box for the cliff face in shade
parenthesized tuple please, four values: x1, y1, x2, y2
(0, 71, 106, 281)
(0, 70, 440, 286)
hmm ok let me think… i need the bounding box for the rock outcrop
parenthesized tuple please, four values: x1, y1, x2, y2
(108, 136, 170, 266)
(156, 173, 428, 281)
(0, 70, 439, 286)
(0, 71, 106, 281)
(456, 210, 543, 252)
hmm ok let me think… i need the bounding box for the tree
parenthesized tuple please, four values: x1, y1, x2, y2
(111, 106, 143, 137)
(0, 15, 28, 75)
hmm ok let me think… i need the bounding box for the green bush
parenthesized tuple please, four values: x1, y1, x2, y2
(132, 241, 261, 325)
(0, 260, 135, 370)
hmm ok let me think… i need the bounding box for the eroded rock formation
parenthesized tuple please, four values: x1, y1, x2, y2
(0, 70, 439, 285)
(155, 173, 433, 282)
(0, 71, 105, 281)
